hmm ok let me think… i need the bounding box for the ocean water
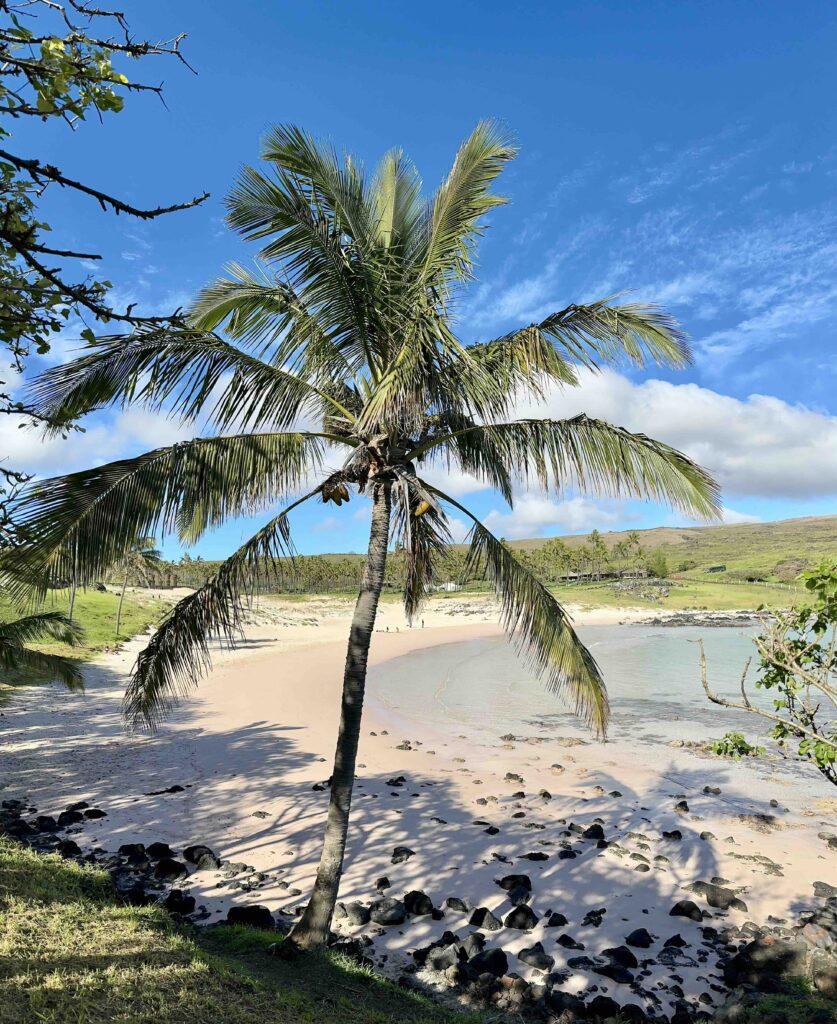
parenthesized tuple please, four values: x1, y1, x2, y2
(368, 624, 786, 754)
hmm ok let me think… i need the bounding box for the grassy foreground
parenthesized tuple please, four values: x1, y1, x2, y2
(0, 838, 477, 1024)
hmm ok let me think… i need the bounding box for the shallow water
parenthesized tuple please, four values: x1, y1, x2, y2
(367, 624, 821, 787)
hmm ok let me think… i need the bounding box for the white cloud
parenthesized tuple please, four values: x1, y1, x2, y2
(0, 408, 191, 478)
(720, 506, 761, 525)
(483, 495, 622, 540)
(513, 369, 837, 500)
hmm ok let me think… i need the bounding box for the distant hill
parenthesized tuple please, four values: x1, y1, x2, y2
(499, 514, 837, 581)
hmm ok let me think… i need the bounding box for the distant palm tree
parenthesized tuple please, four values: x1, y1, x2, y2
(0, 611, 85, 689)
(8, 122, 720, 950)
(112, 537, 163, 638)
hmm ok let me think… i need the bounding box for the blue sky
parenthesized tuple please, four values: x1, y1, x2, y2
(6, 0, 837, 557)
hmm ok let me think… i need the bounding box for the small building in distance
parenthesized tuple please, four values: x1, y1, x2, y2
(704, 565, 726, 573)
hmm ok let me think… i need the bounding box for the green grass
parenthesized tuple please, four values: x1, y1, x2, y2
(0, 588, 171, 705)
(548, 577, 800, 611)
(0, 837, 480, 1024)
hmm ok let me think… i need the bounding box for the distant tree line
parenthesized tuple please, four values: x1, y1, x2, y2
(115, 530, 663, 594)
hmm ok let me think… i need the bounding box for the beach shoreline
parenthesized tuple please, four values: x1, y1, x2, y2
(1, 596, 835, 1018)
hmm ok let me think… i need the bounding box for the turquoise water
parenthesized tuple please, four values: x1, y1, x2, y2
(369, 624, 766, 748)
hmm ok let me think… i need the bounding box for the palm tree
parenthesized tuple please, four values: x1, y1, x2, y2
(6, 122, 720, 950)
(0, 611, 85, 689)
(112, 537, 163, 638)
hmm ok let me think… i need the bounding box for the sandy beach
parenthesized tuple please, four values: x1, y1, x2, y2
(1, 595, 835, 1019)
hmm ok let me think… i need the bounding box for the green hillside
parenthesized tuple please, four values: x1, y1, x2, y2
(504, 514, 837, 581)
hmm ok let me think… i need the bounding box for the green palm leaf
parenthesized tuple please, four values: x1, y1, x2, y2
(5, 432, 326, 603)
(423, 482, 609, 735)
(123, 489, 317, 729)
(0, 611, 85, 691)
(412, 416, 721, 520)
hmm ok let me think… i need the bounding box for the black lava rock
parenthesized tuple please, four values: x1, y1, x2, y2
(164, 889, 196, 915)
(404, 890, 434, 916)
(146, 842, 173, 860)
(226, 904, 274, 929)
(369, 897, 406, 925)
(626, 927, 654, 948)
(497, 873, 531, 891)
(603, 944, 639, 968)
(670, 899, 703, 922)
(504, 904, 538, 930)
(154, 857, 188, 881)
(469, 906, 502, 931)
(445, 896, 469, 912)
(545, 911, 569, 927)
(391, 846, 415, 864)
(469, 946, 508, 977)
(518, 941, 555, 971)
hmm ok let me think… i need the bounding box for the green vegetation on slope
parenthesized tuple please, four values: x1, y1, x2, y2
(0, 838, 476, 1024)
(159, 515, 837, 598)
(0, 589, 171, 705)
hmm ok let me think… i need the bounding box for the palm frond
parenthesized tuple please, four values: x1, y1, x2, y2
(5, 432, 326, 603)
(371, 148, 423, 253)
(0, 642, 84, 691)
(416, 119, 516, 289)
(224, 163, 381, 376)
(0, 611, 85, 648)
(123, 489, 317, 730)
(423, 482, 609, 735)
(522, 297, 691, 370)
(412, 416, 722, 521)
(390, 467, 450, 620)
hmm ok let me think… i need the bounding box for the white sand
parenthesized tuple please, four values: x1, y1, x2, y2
(1, 594, 834, 1017)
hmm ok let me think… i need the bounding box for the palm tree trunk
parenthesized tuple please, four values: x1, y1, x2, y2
(116, 573, 128, 637)
(290, 479, 392, 951)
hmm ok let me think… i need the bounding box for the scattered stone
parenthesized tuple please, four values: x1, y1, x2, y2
(663, 829, 683, 841)
(582, 823, 605, 841)
(664, 933, 688, 948)
(557, 933, 584, 950)
(685, 880, 748, 912)
(344, 902, 371, 926)
(506, 885, 531, 907)
(545, 911, 569, 927)
(518, 941, 555, 971)
(581, 907, 607, 927)
(469, 907, 502, 931)
(57, 809, 84, 827)
(375, 876, 391, 891)
(670, 899, 703, 922)
(504, 904, 538, 930)
(32, 815, 58, 832)
(370, 898, 406, 925)
(483, 825, 500, 836)
(226, 904, 274, 930)
(593, 962, 634, 984)
(496, 873, 531, 892)
(183, 844, 221, 871)
(675, 800, 690, 813)
(146, 842, 173, 860)
(155, 857, 188, 881)
(164, 889, 195, 915)
(84, 808, 107, 819)
(56, 838, 81, 858)
(144, 785, 185, 796)
(520, 851, 548, 861)
(603, 944, 639, 968)
(469, 946, 508, 977)
(625, 927, 654, 948)
(391, 846, 415, 864)
(723, 936, 808, 991)
(404, 890, 433, 916)
(445, 896, 468, 913)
